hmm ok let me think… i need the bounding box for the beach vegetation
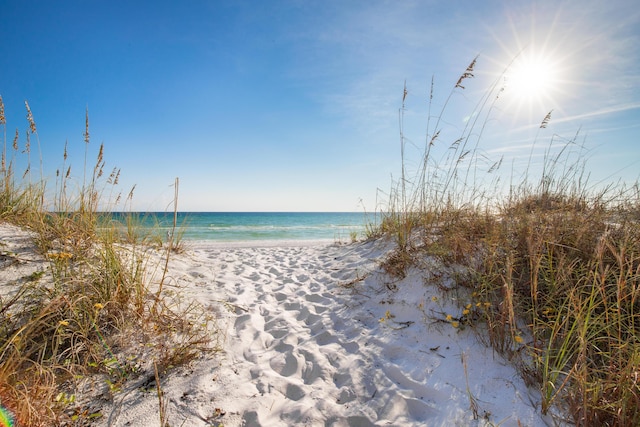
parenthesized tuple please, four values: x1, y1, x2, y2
(374, 58, 640, 426)
(0, 98, 216, 426)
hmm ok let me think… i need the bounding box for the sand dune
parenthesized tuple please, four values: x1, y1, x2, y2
(0, 224, 564, 426)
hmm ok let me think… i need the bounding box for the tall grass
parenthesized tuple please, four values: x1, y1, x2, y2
(0, 99, 214, 426)
(376, 59, 640, 426)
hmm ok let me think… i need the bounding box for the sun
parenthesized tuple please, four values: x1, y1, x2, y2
(508, 54, 557, 99)
(503, 50, 562, 115)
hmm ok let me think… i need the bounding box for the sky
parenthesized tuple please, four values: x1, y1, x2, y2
(1, 0, 639, 212)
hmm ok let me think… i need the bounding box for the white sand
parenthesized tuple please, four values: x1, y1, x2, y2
(0, 225, 566, 426)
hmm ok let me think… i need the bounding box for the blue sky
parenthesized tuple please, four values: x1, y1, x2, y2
(1, 0, 639, 211)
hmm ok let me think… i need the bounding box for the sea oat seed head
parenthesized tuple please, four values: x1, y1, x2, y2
(127, 184, 136, 200)
(12, 129, 19, 151)
(402, 81, 408, 104)
(0, 95, 5, 125)
(455, 56, 478, 89)
(540, 110, 553, 129)
(96, 143, 104, 166)
(25, 101, 36, 133)
(84, 107, 90, 144)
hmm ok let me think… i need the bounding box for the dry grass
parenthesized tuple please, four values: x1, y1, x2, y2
(0, 100, 216, 426)
(375, 58, 640, 426)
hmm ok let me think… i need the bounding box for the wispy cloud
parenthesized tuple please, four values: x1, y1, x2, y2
(552, 102, 640, 125)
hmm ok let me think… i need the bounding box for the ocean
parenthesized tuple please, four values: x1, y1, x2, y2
(108, 212, 372, 243)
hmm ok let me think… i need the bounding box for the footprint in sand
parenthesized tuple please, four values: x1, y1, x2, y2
(268, 343, 298, 377)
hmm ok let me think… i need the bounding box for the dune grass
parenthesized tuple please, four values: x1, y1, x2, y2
(374, 59, 639, 426)
(0, 99, 214, 426)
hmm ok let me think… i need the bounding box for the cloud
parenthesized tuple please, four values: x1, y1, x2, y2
(551, 102, 640, 125)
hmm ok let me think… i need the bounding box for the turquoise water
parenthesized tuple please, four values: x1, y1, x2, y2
(109, 212, 371, 242)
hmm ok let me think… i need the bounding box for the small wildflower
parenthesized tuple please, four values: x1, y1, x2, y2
(94, 303, 104, 310)
(484, 302, 491, 308)
(514, 335, 524, 344)
(431, 296, 438, 302)
(462, 309, 470, 316)
(445, 314, 453, 322)
(451, 321, 460, 328)
(465, 303, 472, 309)
(59, 320, 69, 326)
(49, 252, 72, 260)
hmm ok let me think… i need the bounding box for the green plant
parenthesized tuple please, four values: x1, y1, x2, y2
(0, 99, 215, 426)
(374, 58, 640, 425)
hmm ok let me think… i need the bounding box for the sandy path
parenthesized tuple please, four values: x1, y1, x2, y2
(93, 238, 561, 427)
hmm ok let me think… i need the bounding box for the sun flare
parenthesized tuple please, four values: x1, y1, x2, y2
(505, 51, 560, 108)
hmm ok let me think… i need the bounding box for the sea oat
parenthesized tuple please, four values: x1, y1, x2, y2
(0, 95, 5, 125)
(457, 150, 470, 164)
(96, 143, 104, 166)
(84, 107, 90, 144)
(25, 101, 37, 133)
(402, 81, 408, 104)
(455, 56, 478, 89)
(540, 110, 553, 129)
(488, 156, 503, 173)
(12, 129, 18, 151)
(107, 167, 118, 184)
(95, 143, 105, 179)
(127, 184, 136, 200)
(429, 130, 440, 146)
(429, 76, 434, 101)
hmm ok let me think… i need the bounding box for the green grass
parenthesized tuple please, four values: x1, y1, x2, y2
(374, 59, 640, 426)
(0, 99, 215, 426)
